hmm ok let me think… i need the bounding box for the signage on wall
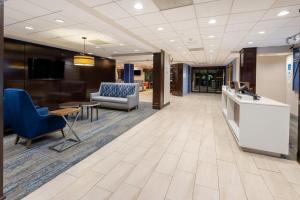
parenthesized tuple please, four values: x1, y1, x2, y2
(287, 64, 292, 84)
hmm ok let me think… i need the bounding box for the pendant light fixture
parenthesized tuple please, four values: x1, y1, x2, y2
(74, 37, 95, 66)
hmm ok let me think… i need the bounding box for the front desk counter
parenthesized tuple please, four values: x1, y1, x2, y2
(221, 86, 290, 156)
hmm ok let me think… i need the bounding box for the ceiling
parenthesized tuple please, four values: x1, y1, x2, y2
(3, 0, 300, 66)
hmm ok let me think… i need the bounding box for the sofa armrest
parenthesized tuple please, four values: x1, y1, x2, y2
(90, 92, 100, 100)
(127, 95, 138, 108)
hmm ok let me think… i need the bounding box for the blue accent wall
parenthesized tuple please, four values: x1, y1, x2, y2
(293, 48, 299, 91)
(124, 64, 134, 83)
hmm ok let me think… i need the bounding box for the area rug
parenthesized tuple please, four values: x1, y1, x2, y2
(4, 102, 157, 200)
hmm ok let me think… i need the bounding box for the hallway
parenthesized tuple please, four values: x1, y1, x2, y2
(23, 94, 300, 200)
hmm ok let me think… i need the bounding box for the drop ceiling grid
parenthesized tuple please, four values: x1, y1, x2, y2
(3, 0, 300, 65)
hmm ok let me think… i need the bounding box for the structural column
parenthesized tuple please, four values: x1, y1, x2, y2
(152, 50, 170, 109)
(0, 0, 4, 198)
(124, 64, 134, 83)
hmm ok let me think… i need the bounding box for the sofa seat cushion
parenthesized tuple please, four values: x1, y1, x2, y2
(92, 96, 128, 104)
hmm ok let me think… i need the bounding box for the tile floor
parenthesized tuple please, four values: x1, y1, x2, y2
(22, 93, 300, 200)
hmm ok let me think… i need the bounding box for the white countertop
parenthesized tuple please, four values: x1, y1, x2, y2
(222, 87, 289, 107)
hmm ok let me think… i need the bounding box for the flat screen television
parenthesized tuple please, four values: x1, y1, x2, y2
(134, 70, 141, 76)
(28, 58, 65, 80)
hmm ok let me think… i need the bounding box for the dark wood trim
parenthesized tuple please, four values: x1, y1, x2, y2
(0, 0, 5, 199)
(152, 51, 164, 109)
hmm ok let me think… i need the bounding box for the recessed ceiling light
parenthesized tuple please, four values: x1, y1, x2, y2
(119, 43, 124, 46)
(134, 2, 143, 10)
(157, 27, 164, 31)
(134, 49, 140, 52)
(248, 41, 253, 44)
(277, 10, 290, 17)
(209, 50, 214, 53)
(258, 31, 265, 34)
(208, 35, 215, 38)
(55, 19, 64, 23)
(170, 39, 175, 42)
(208, 19, 216, 24)
(25, 26, 33, 30)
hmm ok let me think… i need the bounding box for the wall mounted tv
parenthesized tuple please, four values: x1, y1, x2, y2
(28, 58, 65, 80)
(134, 70, 141, 76)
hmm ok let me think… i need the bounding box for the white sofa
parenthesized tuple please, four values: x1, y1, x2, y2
(90, 82, 139, 111)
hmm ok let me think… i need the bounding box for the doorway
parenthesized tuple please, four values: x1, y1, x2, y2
(192, 67, 225, 93)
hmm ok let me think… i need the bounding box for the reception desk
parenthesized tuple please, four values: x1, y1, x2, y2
(221, 86, 290, 156)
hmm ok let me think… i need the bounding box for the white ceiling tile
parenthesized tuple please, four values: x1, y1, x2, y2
(199, 25, 225, 34)
(195, 0, 233, 18)
(272, 0, 300, 8)
(135, 12, 167, 26)
(253, 18, 291, 30)
(225, 22, 255, 32)
(79, 0, 112, 7)
(116, 17, 143, 29)
(130, 27, 153, 35)
(156, 32, 179, 39)
(177, 28, 200, 37)
(4, 7, 32, 25)
(94, 2, 130, 20)
(162, 5, 195, 22)
(26, 0, 70, 12)
(228, 11, 266, 24)
(147, 24, 174, 33)
(262, 5, 300, 20)
(198, 15, 228, 27)
(232, 0, 275, 13)
(116, 0, 159, 16)
(6, 0, 51, 16)
(171, 19, 198, 30)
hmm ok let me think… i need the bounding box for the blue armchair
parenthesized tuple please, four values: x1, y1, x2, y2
(4, 88, 66, 147)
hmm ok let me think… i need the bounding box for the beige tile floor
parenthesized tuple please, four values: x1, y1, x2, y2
(23, 93, 300, 200)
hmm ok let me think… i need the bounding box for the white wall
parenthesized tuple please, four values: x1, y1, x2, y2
(134, 66, 144, 81)
(256, 55, 287, 103)
(256, 54, 298, 116)
(286, 55, 298, 116)
(164, 52, 171, 105)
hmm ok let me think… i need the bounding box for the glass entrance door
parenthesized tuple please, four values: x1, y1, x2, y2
(192, 68, 224, 93)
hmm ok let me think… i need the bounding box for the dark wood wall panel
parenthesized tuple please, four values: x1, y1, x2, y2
(4, 38, 116, 109)
(240, 48, 257, 92)
(152, 51, 164, 109)
(171, 63, 183, 96)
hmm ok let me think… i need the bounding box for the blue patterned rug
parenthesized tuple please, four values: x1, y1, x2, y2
(4, 102, 157, 200)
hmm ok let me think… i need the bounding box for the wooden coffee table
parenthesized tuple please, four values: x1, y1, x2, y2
(49, 107, 81, 152)
(59, 101, 101, 122)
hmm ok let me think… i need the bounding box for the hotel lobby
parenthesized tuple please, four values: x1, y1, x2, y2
(0, 0, 300, 200)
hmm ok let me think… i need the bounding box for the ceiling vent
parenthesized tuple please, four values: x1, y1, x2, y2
(189, 48, 204, 52)
(88, 39, 109, 45)
(152, 0, 193, 11)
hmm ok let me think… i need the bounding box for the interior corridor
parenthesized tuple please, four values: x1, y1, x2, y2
(23, 94, 300, 200)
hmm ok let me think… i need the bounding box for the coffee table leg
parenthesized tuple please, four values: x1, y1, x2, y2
(87, 107, 89, 119)
(96, 106, 99, 120)
(91, 107, 93, 122)
(81, 106, 83, 120)
(62, 112, 81, 142)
